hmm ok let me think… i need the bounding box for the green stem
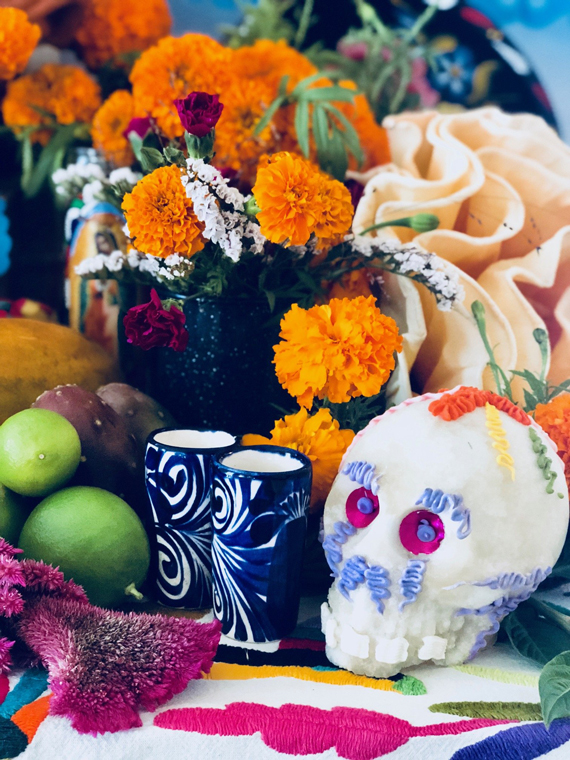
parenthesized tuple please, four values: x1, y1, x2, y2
(124, 582, 144, 601)
(294, 0, 314, 49)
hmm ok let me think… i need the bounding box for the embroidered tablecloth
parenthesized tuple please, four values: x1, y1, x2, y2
(0, 599, 566, 760)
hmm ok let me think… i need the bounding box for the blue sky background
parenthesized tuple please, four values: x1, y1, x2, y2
(167, 0, 570, 140)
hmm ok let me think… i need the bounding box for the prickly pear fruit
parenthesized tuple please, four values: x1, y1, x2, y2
(32, 385, 143, 511)
(97, 383, 177, 459)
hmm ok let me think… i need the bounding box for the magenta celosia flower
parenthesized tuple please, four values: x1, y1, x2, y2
(0, 540, 221, 735)
(123, 116, 153, 140)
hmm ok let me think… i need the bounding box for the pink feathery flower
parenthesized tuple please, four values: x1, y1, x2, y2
(0, 555, 25, 588)
(20, 560, 88, 603)
(0, 586, 24, 617)
(0, 638, 14, 675)
(0, 539, 23, 558)
(16, 597, 221, 734)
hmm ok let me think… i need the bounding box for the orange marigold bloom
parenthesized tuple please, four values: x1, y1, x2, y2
(242, 407, 354, 511)
(0, 7, 41, 81)
(92, 90, 136, 167)
(252, 152, 353, 248)
(534, 394, 570, 491)
(122, 165, 204, 259)
(274, 296, 403, 408)
(213, 78, 277, 184)
(75, 0, 171, 68)
(2, 64, 101, 144)
(130, 34, 232, 140)
(232, 39, 317, 93)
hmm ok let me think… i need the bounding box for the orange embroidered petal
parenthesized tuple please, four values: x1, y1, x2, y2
(122, 164, 204, 258)
(534, 394, 570, 490)
(11, 695, 51, 742)
(2, 64, 101, 144)
(243, 408, 354, 510)
(91, 90, 136, 167)
(274, 296, 402, 407)
(130, 34, 232, 140)
(75, 0, 171, 68)
(0, 7, 41, 81)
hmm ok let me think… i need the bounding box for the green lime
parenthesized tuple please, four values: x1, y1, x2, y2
(0, 409, 81, 497)
(0, 484, 30, 546)
(19, 486, 150, 608)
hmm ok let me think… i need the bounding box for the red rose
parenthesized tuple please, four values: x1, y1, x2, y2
(123, 117, 153, 140)
(173, 92, 224, 138)
(123, 289, 189, 352)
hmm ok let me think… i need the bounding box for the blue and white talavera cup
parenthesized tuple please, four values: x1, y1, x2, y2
(211, 445, 312, 642)
(144, 428, 236, 608)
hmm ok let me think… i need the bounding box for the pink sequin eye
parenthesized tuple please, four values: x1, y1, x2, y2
(399, 509, 445, 555)
(346, 487, 380, 528)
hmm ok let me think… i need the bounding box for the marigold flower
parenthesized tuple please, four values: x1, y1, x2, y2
(122, 164, 204, 259)
(243, 408, 354, 511)
(2, 64, 101, 144)
(92, 90, 136, 167)
(274, 296, 403, 407)
(213, 78, 278, 184)
(252, 152, 353, 249)
(75, 0, 171, 69)
(130, 35, 232, 140)
(534, 394, 570, 492)
(232, 39, 317, 92)
(0, 7, 41, 81)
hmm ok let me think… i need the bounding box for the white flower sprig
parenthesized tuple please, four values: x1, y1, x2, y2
(349, 235, 464, 311)
(52, 162, 106, 204)
(182, 158, 267, 262)
(75, 249, 195, 291)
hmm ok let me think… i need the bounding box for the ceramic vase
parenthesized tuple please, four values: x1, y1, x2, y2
(211, 445, 312, 642)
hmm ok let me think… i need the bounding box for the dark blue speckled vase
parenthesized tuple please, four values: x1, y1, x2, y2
(119, 294, 292, 437)
(144, 427, 236, 609)
(211, 445, 312, 642)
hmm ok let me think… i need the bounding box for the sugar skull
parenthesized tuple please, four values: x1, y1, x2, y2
(321, 386, 569, 677)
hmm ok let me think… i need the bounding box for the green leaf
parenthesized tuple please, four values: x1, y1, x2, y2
(294, 98, 310, 158)
(503, 601, 570, 666)
(321, 103, 364, 167)
(523, 387, 538, 413)
(21, 124, 77, 198)
(163, 145, 187, 166)
(289, 71, 327, 99)
(429, 701, 542, 721)
(264, 290, 276, 312)
(139, 147, 166, 172)
(539, 650, 570, 727)
(302, 86, 356, 102)
(254, 94, 286, 137)
(312, 103, 330, 163)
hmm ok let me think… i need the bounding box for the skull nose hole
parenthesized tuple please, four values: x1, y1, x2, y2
(400, 510, 444, 555)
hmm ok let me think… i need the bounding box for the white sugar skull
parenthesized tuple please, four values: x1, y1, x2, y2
(321, 387, 569, 677)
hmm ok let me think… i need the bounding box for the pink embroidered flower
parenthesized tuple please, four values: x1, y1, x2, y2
(173, 91, 224, 137)
(123, 289, 189, 352)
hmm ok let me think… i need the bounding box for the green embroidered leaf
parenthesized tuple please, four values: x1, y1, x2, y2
(392, 675, 426, 696)
(503, 601, 570, 666)
(294, 98, 311, 158)
(539, 651, 570, 727)
(429, 701, 542, 721)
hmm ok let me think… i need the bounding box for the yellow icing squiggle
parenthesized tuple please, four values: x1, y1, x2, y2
(485, 402, 515, 480)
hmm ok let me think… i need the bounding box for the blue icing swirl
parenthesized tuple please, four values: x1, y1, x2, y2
(416, 488, 471, 539)
(322, 520, 356, 577)
(342, 460, 381, 495)
(399, 559, 427, 612)
(365, 565, 391, 613)
(338, 555, 368, 600)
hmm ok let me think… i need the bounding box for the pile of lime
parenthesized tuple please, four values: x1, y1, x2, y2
(0, 408, 149, 608)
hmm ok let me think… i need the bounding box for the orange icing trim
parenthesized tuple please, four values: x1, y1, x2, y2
(428, 387, 531, 426)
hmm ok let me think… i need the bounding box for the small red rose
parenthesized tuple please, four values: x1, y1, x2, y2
(123, 289, 188, 352)
(174, 92, 224, 138)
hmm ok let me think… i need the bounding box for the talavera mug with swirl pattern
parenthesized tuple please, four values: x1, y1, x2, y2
(144, 428, 236, 608)
(211, 445, 312, 642)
